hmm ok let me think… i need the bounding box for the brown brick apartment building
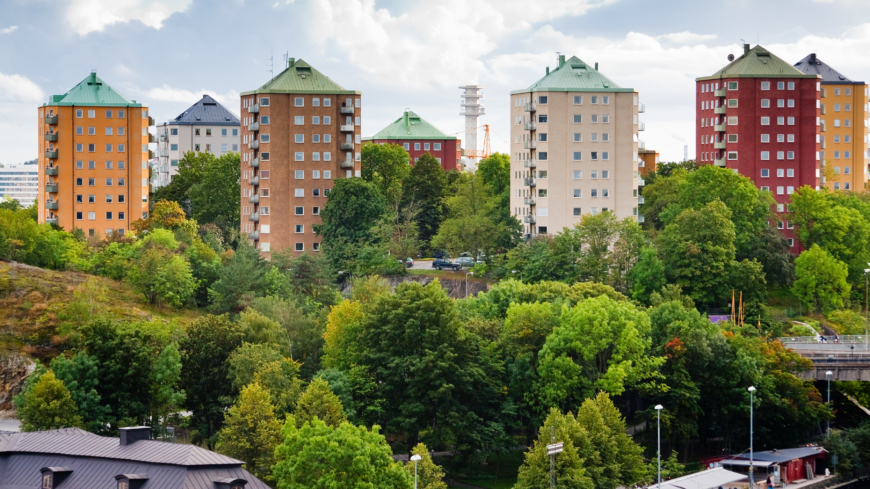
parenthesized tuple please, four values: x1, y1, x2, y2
(240, 59, 361, 255)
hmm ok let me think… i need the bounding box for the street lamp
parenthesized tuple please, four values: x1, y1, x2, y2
(826, 370, 833, 439)
(410, 454, 422, 489)
(466, 271, 473, 298)
(338, 271, 352, 297)
(655, 405, 663, 489)
(748, 386, 756, 489)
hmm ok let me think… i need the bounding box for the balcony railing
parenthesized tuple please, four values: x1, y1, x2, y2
(45, 166, 58, 176)
(523, 216, 536, 224)
(148, 150, 155, 159)
(524, 178, 536, 187)
(637, 196, 645, 204)
(523, 122, 536, 131)
(714, 124, 726, 132)
(714, 158, 726, 167)
(637, 178, 645, 186)
(638, 122, 646, 131)
(524, 141, 537, 149)
(248, 104, 259, 114)
(340, 124, 355, 132)
(714, 89, 726, 97)
(249, 122, 259, 132)
(45, 132, 58, 142)
(523, 102, 537, 112)
(45, 183, 58, 193)
(46, 201, 59, 210)
(524, 161, 537, 168)
(249, 213, 260, 223)
(148, 133, 156, 143)
(249, 194, 260, 204)
(160, 149, 169, 157)
(524, 198, 536, 205)
(340, 160, 354, 169)
(340, 142, 354, 151)
(714, 141, 726, 149)
(714, 106, 726, 114)
(638, 103, 645, 113)
(820, 141, 826, 149)
(638, 215, 645, 223)
(820, 122, 826, 132)
(45, 115, 58, 125)
(249, 140, 260, 150)
(250, 158, 259, 168)
(638, 141, 646, 150)
(340, 106, 354, 114)
(160, 134, 168, 142)
(46, 217, 58, 225)
(148, 116, 155, 126)
(45, 150, 58, 159)
(251, 176, 259, 187)
(249, 230, 259, 241)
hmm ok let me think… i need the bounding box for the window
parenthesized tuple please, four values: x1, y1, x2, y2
(761, 81, 770, 90)
(846, 103, 851, 111)
(573, 115, 582, 123)
(778, 99, 785, 108)
(261, 152, 270, 161)
(119, 195, 125, 203)
(787, 186, 794, 194)
(834, 119, 841, 127)
(261, 116, 270, 125)
(312, 116, 320, 125)
(574, 189, 582, 198)
(761, 169, 770, 177)
(777, 186, 784, 195)
(761, 99, 770, 108)
(88, 212, 95, 220)
(76, 109, 83, 118)
(777, 220, 784, 229)
(591, 96, 599, 104)
(761, 186, 769, 192)
(776, 81, 784, 90)
(591, 115, 599, 123)
(206, 128, 212, 136)
(787, 117, 795, 125)
(170, 143, 178, 151)
(324, 116, 331, 125)
(260, 188, 270, 197)
(538, 114, 547, 123)
(760, 116, 771, 126)
(788, 99, 795, 108)
(324, 97, 332, 107)
(295, 152, 304, 161)
(105, 161, 113, 169)
(295, 188, 304, 197)
(845, 166, 851, 174)
(106, 178, 114, 186)
(538, 95, 548, 104)
(313, 188, 321, 197)
(261, 134, 270, 143)
(295, 206, 304, 215)
(777, 151, 784, 160)
(728, 81, 738, 90)
(260, 97, 270, 106)
(591, 133, 599, 142)
(88, 194, 95, 203)
(573, 96, 582, 104)
(415, 143, 421, 151)
(728, 151, 738, 160)
(573, 152, 582, 161)
(591, 189, 598, 197)
(295, 116, 304, 125)
(403, 143, 409, 150)
(76, 211, 83, 220)
(295, 170, 304, 179)
(777, 169, 784, 177)
(295, 134, 304, 143)
(88, 110, 95, 118)
(777, 116, 784, 125)
(602, 170, 609, 179)
(295, 97, 304, 107)
(573, 170, 582, 179)
(434, 143, 441, 150)
(777, 134, 785, 143)
(728, 116, 738, 125)
(602, 115, 610, 123)
(761, 151, 770, 160)
(846, 119, 851, 127)
(195, 128, 201, 136)
(118, 144, 125, 152)
(602, 152, 609, 160)
(591, 152, 598, 160)
(295, 243, 304, 251)
(787, 169, 795, 177)
(43, 473, 52, 489)
(728, 99, 738, 107)
(761, 134, 770, 143)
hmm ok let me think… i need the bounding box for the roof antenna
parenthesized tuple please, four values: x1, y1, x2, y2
(270, 51, 274, 80)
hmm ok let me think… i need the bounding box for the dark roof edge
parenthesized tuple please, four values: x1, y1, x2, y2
(162, 121, 240, 126)
(241, 89, 361, 96)
(0, 450, 244, 468)
(821, 80, 866, 85)
(696, 74, 820, 81)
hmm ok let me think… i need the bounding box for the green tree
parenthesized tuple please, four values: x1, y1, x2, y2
(15, 371, 82, 432)
(250, 296, 327, 375)
(180, 315, 244, 449)
(361, 142, 411, 204)
(148, 342, 186, 438)
(273, 417, 413, 489)
(792, 244, 851, 312)
(293, 377, 348, 428)
(50, 352, 110, 433)
(208, 242, 266, 313)
(515, 408, 595, 489)
(219, 382, 283, 483)
(477, 153, 521, 251)
(404, 443, 448, 489)
(227, 343, 284, 389)
(638, 167, 687, 230)
(401, 153, 448, 253)
(432, 172, 510, 258)
(271, 250, 340, 306)
(188, 152, 242, 244)
(628, 247, 666, 305)
(316, 178, 387, 271)
(253, 360, 303, 418)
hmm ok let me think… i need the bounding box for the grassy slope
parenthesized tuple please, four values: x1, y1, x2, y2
(0, 260, 200, 361)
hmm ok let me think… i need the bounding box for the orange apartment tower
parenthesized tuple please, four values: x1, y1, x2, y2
(240, 58, 361, 255)
(38, 71, 153, 237)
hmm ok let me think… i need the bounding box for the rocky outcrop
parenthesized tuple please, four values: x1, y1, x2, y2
(384, 275, 490, 299)
(0, 351, 35, 412)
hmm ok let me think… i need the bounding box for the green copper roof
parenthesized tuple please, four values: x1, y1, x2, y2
(241, 58, 360, 95)
(362, 110, 456, 141)
(46, 72, 143, 107)
(697, 45, 818, 81)
(511, 55, 633, 94)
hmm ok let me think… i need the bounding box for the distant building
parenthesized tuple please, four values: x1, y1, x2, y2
(638, 149, 659, 177)
(0, 167, 39, 207)
(511, 54, 643, 238)
(363, 110, 458, 170)
(696, 44, 821, 250)
(0, 426, 269, 488)
(153, 95, 241, 189)
(38, 71, 152, 238)
(794, 53, 868, 192)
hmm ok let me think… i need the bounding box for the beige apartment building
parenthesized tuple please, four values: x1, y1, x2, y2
(240, 58, 361, 255)
(510, 55, 642, 237)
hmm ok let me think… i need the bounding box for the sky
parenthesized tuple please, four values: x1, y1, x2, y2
(3, 0, 870, 165)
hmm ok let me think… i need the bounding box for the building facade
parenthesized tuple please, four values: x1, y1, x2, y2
(362, 110, 458, 170)
(240, 58, 361, 255)
(153, 95, 240, 189)
(638, 149, 659, 177)
(37, 72, 151, 237)
(510, 55, 642, 237)
(794, 53, 868, 191)
(0, 167, 39, 207)
(696, 44, 821, 249)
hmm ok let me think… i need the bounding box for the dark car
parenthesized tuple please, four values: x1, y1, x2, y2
(432, 258, 460, 271)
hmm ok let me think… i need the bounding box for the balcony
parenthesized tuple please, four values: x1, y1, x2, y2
(45, 150, 58, 159)
(820, 122, 826, 132)
(638, 103, 645, 113)
(714, 158, 726, 167)
(46, 217, 58, 225)
(45, 115, 58, 125)
(249, 140, 260, 150)
(249, 194, 260, 204)
(249, 230, 259, 241)
(638, 141, 646, 150)
(523, 102, 537, 112)
(524, 178, 536, 187)
(160, 134, 168, 142)
(148, 133, 156, 143)
(160, 149, 169, 157)
(638, 122, 646, 131)
(523, 216, 536, 224)
(637, 196, 645, 204)
(714, 106, 726, 114)
(524, 141, 537, 149)
(45, 166, 58, 176)
(637, 178, 645, 186)
(714, 141, 726, 149)
(638, 215, 645, 223)
(249, 213, 260, 223)
(148, 116, 155, 126)
(45, 201, 59, 210)
(821, 87, 827, 98)
(340, 124, 355, 132)
(250, 158, 259, 168)
(45, 183, 58, 193)
(524, 198, 536, 205)
(821, 106, 826, 115)
(45, 132, 58, 142)
(340, 142, 354, 151)
(340, 106, 354, 114)
(524, 160, 537, 168)
(251, 175, 259, 187)
(523, 122, 536, 131)
(340, 160, 354, 169)
(714, 89, 726, 97)
(714, 124, 726, 132)
(248, 104, 260, 114)
(820, 141, 826, 149)
(249, 122, 259, 132)
(148, 150, 155, 159)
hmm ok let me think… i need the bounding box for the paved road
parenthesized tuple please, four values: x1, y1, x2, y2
(409, 260, 474, 272)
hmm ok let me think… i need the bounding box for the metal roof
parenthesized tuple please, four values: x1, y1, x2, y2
(793, 53, 862, 85)
(511, 55, 634, 94)
(731, 447, 827, 463)
(697, 45, 818, 81)
(46, 71, 144, 107)
(718, 460, 775, 468)
(362, 110, 456, 141)
(657, 468, 747, 489)
(241, 58, 359, 96)
(168, 95, 240, 126)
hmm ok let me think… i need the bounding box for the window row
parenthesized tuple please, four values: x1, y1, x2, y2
(75, 109, 127, 119)
(75, 161, 126, 170)
(290, 134, 337, 143)
(75, 144, 126, 152)
(256, 188, 333, 198)
(289, 152, 360, 162)
(513, 95, 611, 107)
(192, 128, 240, 136)
(760, 116, 796, 125)
(76, 178, 126, 186)
(830, 135, 852, 143)
(260, 242, 321, 253)
(76, 211, 126, 220)
(760, 134, 796, 143)
(76, 126, 127, 136)
(402, 142, 443, 151)
(760, 168, 796, 177)
(760, 151, 796, 160)
(830, 165, 852, 174)
(760, 81, 796, 91)
(75, 194, 127, 203)
(759, 185, 795, 195)
(832, 182, 853, 190)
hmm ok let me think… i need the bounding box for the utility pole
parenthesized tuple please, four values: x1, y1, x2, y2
(546, 427, 563, 489)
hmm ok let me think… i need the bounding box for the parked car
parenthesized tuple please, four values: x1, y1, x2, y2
(405, 257, 414, 268)
(432, 258, 460, 271)
(455, 257, 476, 268)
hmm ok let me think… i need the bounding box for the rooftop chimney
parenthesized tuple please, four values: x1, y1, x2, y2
(809, 53, 817, 63)
(288, 57, 295, 68)
(558, 54, 565, 68)
(744, 43, 750, 55)
(119, 426, 151, 446)
(595, 62, 599, 71)
(546, 66, 549, 75)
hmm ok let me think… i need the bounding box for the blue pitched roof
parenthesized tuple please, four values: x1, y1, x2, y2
(793, 53, 862, 84)
(169, 95, 240, 126)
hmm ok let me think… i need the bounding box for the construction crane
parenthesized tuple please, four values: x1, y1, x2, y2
(450, 124, 491, 160)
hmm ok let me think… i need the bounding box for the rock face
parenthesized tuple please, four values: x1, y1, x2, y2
(384, 275, 490, 299)
(0, 352, 35, 412)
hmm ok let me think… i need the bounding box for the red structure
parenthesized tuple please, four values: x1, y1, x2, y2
(696, 44, 821, 251)
(363, 110, 459, 170)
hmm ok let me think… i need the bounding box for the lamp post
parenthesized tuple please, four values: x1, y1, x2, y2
(465, 272, 473, 298)
(826, 370, 833, 439)
(339, 271, 352, 297)
(748, 386, 756, 489)
(655, 404, 663, 489)
(410, 454, 421, 489)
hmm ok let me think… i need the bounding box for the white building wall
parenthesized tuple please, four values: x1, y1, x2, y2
(153, 123, 240, 188)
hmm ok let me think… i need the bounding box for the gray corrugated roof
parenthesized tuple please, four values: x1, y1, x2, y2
(169, 95, 240, 126)
(733, 447, 826, 463)
(793, 53, 862, 84)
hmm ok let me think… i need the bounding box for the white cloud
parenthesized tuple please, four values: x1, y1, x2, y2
(0, 72, 44, 102)
(0, 26, 17, 35)
(310, 0, 617, 87)
(66, 0, 192, 35)
(657, 31, 717, 44)
(146, 84, 240, 108)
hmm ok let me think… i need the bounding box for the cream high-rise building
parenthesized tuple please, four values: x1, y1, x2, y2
(510, 55, 643, 238)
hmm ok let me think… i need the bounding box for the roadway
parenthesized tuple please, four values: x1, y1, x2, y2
(780, 337, 870, 381)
